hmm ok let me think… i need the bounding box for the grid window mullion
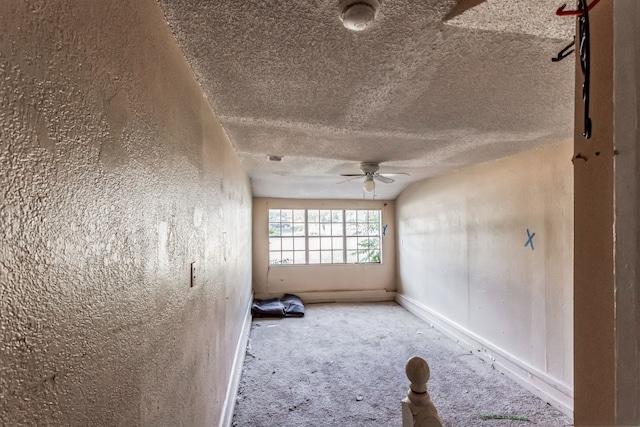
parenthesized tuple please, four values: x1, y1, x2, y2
(305, 209, 309, 265)
(342, 210, 347, 263)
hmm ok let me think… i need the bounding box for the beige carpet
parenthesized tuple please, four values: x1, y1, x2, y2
(232, 302, 573, 426)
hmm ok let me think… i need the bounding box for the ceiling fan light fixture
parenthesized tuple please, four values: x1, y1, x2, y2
(339, 0, 380, 32)
(363, 176, 375, 193)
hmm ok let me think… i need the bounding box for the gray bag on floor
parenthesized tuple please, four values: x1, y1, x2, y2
(251, 294, 305, 318)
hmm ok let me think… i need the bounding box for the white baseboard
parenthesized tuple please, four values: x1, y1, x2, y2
(219, 295, 253, 427)
(254, 289, 396, 303)
(395, 293, 574, 419)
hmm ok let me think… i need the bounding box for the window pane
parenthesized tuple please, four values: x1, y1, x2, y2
(332, 237, 343, 250)
(269, 238, 281, 251)
(346, 237, 358, 250)
(308, 237, 320, 250)
(308, 223, 320, 236)
(320, 224, 332, 236)
(294, 251, 305, 264)
(345, 223, 357, 236)
(346, 250, 358, 263)
(293, 210, 305, 222)
(345, 210, 357, 222)
(269, 223, 281, 236)
(368, 210, 379, 222)
(281, 210, 293, 222)
(294, 237, 305, 250)
(357, 210, 368, 222)
(269, 210, 280, 222)
(320, 210, 332, 223)
(320, 210, 331, 223)
(332, 210, 343, 222)
(281, 251, 294, 264)
(331, 223, 343, 236)
(321, 237, 332, 249)
(308, 210, 319, 222)
(366, 251, 380, 263)
(282, 223, 293, 236)
(281, 238, 294, 251)
(320, 251, 332, 263)
(333, 250, 344, 263)
(357, 223, 369, 236)
(357, 237, 380, 263)
(270, 252, 282, 264)
(309, 251, 320, 264)
(368, 222, 380, 235)
(293, 223, 305, 236)
(358, 237, 370, 249)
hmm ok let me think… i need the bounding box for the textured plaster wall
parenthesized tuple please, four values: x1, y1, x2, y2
(0, 1, 252, 425)
(253, 198, 395, 299)
(396, 141, 573, 398)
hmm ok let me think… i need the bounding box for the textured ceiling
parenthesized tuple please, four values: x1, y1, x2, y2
(159, 0, 575, 200)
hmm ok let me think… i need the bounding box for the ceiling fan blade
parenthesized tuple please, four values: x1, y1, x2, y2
(337, 176, 365, 184)
(379, 172, 410, 176)
(374, 175, 394, 184)
(339, 173, 366, 177)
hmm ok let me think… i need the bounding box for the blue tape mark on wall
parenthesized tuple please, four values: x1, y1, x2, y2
(525, 228, 536, 251)
(383, 224, 388, 236)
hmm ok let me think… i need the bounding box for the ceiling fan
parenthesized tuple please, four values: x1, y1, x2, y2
(339, 162, 410, 193)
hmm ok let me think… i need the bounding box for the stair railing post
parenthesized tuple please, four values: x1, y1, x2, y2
(401, 356, 443, 427)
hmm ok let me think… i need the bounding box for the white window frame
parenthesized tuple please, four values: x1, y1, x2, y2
(268, 208, 382, 266)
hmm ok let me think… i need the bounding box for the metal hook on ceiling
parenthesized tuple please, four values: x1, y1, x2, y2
(552, 38, 575, 62)
(552, 0, 594, 139)
(556, 0, 602, 16)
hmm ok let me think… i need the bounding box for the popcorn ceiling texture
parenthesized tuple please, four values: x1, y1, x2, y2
(0, 1, 252, 425)
(159, 0, 575, 200)
(447, 0, 575, 40)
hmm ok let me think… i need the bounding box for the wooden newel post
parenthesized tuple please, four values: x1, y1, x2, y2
(401, 356, 443, 427)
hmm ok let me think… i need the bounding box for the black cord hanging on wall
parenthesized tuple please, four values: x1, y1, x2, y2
(553, 0, 602, 139)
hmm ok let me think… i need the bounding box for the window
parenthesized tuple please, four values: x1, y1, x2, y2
(269, 209, 381, 265)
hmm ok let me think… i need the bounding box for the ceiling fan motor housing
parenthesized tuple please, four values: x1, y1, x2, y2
(360, 162, 380, 174)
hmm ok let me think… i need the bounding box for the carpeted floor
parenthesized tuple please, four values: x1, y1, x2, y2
(232, 302, 573, 427)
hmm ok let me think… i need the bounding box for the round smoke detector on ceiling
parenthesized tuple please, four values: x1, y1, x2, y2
(339, 0, 380, 31)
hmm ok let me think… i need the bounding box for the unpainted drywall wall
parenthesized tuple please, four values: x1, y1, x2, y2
(253, 198, 395, 300)
(396, 141, 573, 404)
(0, 1, 252, 425)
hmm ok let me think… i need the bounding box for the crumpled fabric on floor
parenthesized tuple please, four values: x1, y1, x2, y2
(251, 294, 305, 318)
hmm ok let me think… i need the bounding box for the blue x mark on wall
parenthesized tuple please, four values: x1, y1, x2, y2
(524, 228, 536, 251)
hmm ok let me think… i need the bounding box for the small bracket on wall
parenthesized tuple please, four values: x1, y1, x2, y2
(190, 262, 196, 287)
